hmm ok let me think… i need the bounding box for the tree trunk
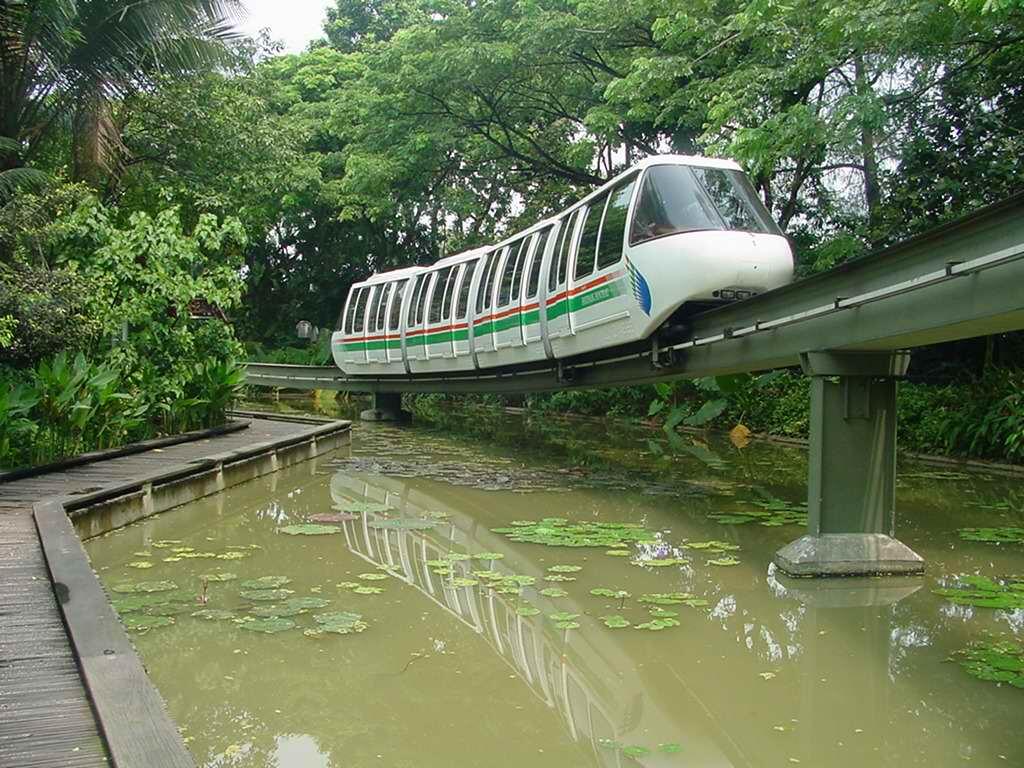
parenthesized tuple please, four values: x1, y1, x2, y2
(853, 54, 882, 233)
(71, 91, 120, 189)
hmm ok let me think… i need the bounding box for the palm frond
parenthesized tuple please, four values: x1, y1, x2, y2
(0, 167, 50, 201)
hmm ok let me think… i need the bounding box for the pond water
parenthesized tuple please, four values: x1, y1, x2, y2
(84, 407, 1024, 768)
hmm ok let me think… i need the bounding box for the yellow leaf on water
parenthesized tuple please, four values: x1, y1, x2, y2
(729, 423, 752, 449)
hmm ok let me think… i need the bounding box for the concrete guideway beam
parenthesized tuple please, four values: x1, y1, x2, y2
(774, 351, 924, 577)
(360, 391, 408, 422)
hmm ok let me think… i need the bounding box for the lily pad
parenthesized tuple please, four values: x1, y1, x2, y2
(335, 501, 393, 514)
(335, 581, 360, 590)
(622, 746, 651, 758)
(353, 586, 384, 595)
(279, 524, 343, 536)
(555, 620, 580, 630)
(547, 565, 583, 573)
(958, 527, 1024, 545)
(240, 576, 292, 590)
(367, 518, 438, 530)
(710, 497, 807, 527)
(111, 591, 191, 612)
(191, 609, 236, 621)
(151, 540, 183, 549)
(543, 574, 576, 582)
(307, 611, 368, 635)
(932, 575, 1024, 610)
(682, 540, 740, 553)
(589, 588, 631, 599)
(707, 556, 742, 567)
(630, 557, 688, 568)
(515, 605, 541, 617)
(492, 518, 657, 549)
(358, 573, 389, 581)
(639, 592, 707, 608)
(601, 615, 631, 628)
(217, 551, 249, 560)
(649, 608, 679, 618)
(111, 580, 178, 594)
(127, 561, 154, 569)
(199, 572, 237, 582)
(449, 577, 479, 588)
(240, 588, 295, 602)
(659, 743, 683, 754)
(604, 550, 631, 557)
(635, 617, 681, 631)
(472, 552, 505, 560)
(143, 603, 191, 616)
(442, 553, 472, 561)
(539, 587, 568, 598)
(950, 641, 1024, 688)
(309, 512, 358, 523)
(237, 617, 296, 634)
(549, 611, 579, 622)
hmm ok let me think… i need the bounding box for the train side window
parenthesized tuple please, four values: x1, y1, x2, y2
(596, 176, 637, 269)
(343, 289, 360, 334)
(498, 240, 523, 306)
(365, 286, 382, 333)
(486, 247, 508, 309)
(526, 227, 551, 299)
(508, 236, 530, 305)
(388, 279, 407, 331)
(476, 252, 499, 313)
(456, 262, 476, 319)
(374, 282, 392, 332)
(353, 287, 370, 333)
(574, 193, 607, 281)
(407, 276, 423, 327)
(441, 265, 460, 321)
(552, 212, 576, 291)
(428, 267, 451, 324)
(416, 273, 433, 326)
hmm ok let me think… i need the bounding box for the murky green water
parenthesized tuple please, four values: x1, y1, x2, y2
(85, 409, 1024, 767)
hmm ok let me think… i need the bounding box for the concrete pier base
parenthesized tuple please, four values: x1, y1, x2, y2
(360, 392, 408, 422)
(773, 533, 924, 577)
(774, 351, 924, 578)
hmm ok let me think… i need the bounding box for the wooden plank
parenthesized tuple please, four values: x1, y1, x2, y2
(34, 500, 193, 768)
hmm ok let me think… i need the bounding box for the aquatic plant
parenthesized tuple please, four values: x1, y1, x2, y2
(622, 746, 651, 758)
(111, 591, 191, 612)
(122, 614, 175, 632)
(216, 551, 249, 560)
(630, 556, 688, 568)
(308, 611, 368, 635)
(555, 620, 580, 630)
(543, 574, 576, 582)
(950, 641, 1024, 688)
(681, 540, 740, 553)
(648, 608, 679, 618)
(547, 565, 582, 573)
(709, 497, 807, 527)
(335, 581, 360, 590)
(367, 518, 438, 530)
(237, 617, 296, 634)
(601, 615, 631, 628)
(932, 575, 1024, 610)
(239, 576, 292, 590)
(707, 556, 741, 566)
(240, 588, 295, 601)
(353, 586, 384, 595)
(357, 573, 389, 581)
(279, 524, 343, 536)
(111, 580, 178, 593)
(548, 611, 579, 622)
(638, 592, 708, 607)
(449, 577, 478, 588)
(957, 527, 1024, 544)
(335, 501, 393, 514)
(539, 587, 568, 598)
(472, 552, 504, 560)
(635, 617, 681, 631)
(199, 572, 237, 582)
(491, 518, 657, 548)
(659, 743, 682, 754)
(309, 512, 358, 523)
(604, 549, 630, 557)
(127, 561, 153, 569)
(191, 609, 235, 621)
(515, 605, 540, 617)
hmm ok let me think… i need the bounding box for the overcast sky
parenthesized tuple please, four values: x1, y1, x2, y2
(238, 0, 333, 53)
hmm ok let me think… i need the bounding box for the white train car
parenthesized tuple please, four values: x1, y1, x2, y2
(333, 154, 793, 377)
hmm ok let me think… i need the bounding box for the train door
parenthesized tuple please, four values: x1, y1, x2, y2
(405, 273, 433, 364)
(472, 248, 503, 355)
(568, 176, 636, 334)
(545, 211, 579, 341)
(452, 261, 476, 359)
(338, 285, 364, 365)
(424, 266, 454, 360)
(521, 226, 553, 347)
(365, 281, 392, 364)
(386, 279, 408, 365)
(493, 237, 529, 350)
(437, 265, 461, 359)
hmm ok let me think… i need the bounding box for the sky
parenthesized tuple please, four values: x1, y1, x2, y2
(238, 0, 333, 53)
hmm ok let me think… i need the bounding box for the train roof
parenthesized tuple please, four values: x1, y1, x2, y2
(355, 265, 425, 288)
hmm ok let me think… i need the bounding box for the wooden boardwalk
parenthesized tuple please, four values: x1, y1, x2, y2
(0, 416, 341, 768)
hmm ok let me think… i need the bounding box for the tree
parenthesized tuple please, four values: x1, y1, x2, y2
(0, 0, 243, 185)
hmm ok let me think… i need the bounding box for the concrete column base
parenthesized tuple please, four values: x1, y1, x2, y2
(359, 393, 408, 422)
(773, 534, 924, 577)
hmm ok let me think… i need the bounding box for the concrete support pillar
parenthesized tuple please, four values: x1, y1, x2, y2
(773, 351, 924, 577)
(359, 392, 408, 422)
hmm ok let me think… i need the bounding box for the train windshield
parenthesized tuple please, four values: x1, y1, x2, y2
(629, 164, 781, 245)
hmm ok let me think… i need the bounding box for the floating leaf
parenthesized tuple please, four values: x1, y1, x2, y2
(335, 501, 393, 514)
(932, 575, 1024, 610)
(549, 612, 579, 622)
(710, 497, 807, 527)
(515, 605, 540, 617)
(279, 524, 342, 536)
(353, 586, 384, 595)
(111, 591, 191, 612)
(503, 575, 536, 586)
(597, 739, 621, 750)
(492, 518, 657, 549)
(958, 527, 1024, 545)
(547, 565, 583, 573)
(601, 615, 631, 628)
(539, 587, 568, 598)
(622, 746, 651, 758)
(240, 576, 292, 590)
(237, 617, 295, 634)
(358, 573, 389, 581)
(449, 577, 479, 588)
(543, 574, 576, 582)
(635, 618, 681, 631)
(151, 540, 183, 549)
(191, 609, 235, 621)
(309, 512, 358, 523)
(163, 556, 182, 563)
(950, 641, 1024, 688)
(555, 620, 580, 630)
(127, 561, 153, 569)
(112, 581, 178, 594)
(707, 556, 742, 567)
(472, 552, 505, 560)
(658, 743, 682, 754)
(199, 572, 237, 582)
(639, 593, 707, 608)
(443, 553, 472, 562)
(143, 603, 191, 616)
(309, 611, 367, 635)
(630, 557, 688, 568)
(648, 608, 679, 619)
(682, 540, 740, 553)
(240, 589, 294, 602)
(217, 551, 249, 560)
(604, 550, 630, 557)
(335, 581, 360, 590)
(367, 518, 438, 530)
(132, 551, 152, 558)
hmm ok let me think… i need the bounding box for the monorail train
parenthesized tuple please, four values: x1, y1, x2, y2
(332, 154, 793, 376)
